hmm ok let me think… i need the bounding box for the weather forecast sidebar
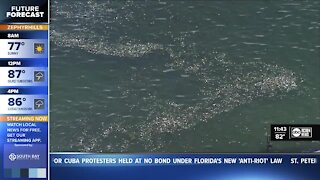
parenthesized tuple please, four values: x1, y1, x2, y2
(0, 1, 49, 179)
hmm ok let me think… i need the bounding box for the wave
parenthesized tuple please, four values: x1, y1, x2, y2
(51, 0, 301, 152)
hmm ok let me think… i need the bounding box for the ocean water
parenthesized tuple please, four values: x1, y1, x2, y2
(50, 0, 320, 153)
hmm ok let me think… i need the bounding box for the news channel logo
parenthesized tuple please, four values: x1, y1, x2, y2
(290, 127, 312, 139)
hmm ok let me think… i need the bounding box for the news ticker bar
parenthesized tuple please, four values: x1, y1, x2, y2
(51, 153, 319, 167)
(50, 153, 320, 180)
(271, 124, 320, 141)
(0, 0, 49, 180)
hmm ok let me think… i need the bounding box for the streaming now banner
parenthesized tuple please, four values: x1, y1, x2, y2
(50, 153, 320, 180)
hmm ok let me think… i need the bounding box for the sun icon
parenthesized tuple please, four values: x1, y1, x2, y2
(36, 45, 43, 52)
(34, 43, 45, 54)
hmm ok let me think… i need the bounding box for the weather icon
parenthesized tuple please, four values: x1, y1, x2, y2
(34, 71, 45, 82)
(34, 43, 45, 54)
(34, 99, 45, 110)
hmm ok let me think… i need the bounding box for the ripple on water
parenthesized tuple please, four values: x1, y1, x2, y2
(51, 0, 306, 152)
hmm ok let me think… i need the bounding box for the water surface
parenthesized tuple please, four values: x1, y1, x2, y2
(50, 0, 320, 153)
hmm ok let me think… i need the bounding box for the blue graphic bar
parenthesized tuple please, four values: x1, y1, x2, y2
(51, 153, 320, 180)
(0, 0, 49, 179)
